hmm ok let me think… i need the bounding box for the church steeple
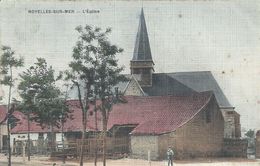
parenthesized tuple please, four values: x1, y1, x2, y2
(132, 8, 153, 62)
(130, 8, 154, 87)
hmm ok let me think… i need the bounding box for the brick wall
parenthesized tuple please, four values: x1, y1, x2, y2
(158, 96, 224, 159)
(130, 135, 159, 160)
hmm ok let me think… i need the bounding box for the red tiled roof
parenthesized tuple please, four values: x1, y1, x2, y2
(11, 101, 102, 134)
(62, 100, 103, 132)
(11, 111, 51, 133)
(108, 92, 213, 135)
(11, 92, 214, 135)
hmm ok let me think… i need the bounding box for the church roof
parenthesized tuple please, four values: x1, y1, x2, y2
(142, 71, 232, 108)
(132, 8, 153, 62)
(110, 92, 214, 135)
(67, 71, 232, 108)
(168, 71, 232, 107)
(12, 92, 214, 135)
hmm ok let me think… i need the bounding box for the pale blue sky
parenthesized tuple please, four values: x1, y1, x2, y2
(0, 0, 259, 130)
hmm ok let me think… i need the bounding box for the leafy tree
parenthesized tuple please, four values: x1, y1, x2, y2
(93, 30, 127, 166)
(245, 129, 255, 138)
(0, 46, 24, 166)
(18, 58, 69, 152)
(65, 25, 97, 166)
(245, 129, 256, 153)
(66, 24, 126, 166)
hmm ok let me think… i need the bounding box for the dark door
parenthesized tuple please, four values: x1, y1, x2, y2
(2, 135, 8, 151)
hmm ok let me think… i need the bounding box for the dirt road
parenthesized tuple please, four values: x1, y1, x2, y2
(0, 155, 259, 166)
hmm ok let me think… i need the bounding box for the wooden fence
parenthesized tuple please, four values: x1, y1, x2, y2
(52, 136, 130, 158)
(12, 136, 130, 158)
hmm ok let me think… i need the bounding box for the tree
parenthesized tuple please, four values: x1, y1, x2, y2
(65, 25, 97, 166)
(245, 129, 255, 138)
(66, 24, 126, 166)
(93, 28, 127, 166)
(0, 46, 24, 166)
(245, 129, 256, 154)
(18, 58, 69, 153)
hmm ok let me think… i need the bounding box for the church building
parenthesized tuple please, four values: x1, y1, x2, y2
(120, 8, 241, 140)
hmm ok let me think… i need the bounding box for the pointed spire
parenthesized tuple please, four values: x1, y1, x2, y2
(132, 8, 153, 62)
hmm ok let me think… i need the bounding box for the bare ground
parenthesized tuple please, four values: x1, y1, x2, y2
(0, 154, 259, 166)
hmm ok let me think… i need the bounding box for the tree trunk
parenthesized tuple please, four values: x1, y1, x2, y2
(61, 113, 65, 164)
(7, 80, 12, 166)
(7, 117, 11, 166)
(80, 111, 86, 166)
(50, 125, 55, 153)
(73, 82, 87, 166)
(102, 113, 107, 166)
(94, 99, 97, 166)
(46, 124, 56, 154)
(27, 111, 31, 161)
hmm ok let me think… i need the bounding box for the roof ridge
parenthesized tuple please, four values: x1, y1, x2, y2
(154, 71, 212, 75)
(124, 91, 211, 99)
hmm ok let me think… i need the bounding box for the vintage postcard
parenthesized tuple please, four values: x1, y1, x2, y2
(0, 0, 259, 165)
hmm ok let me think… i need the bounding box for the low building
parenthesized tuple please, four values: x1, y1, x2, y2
(11, 111, 68, 145)
(11, 92, 225, 159)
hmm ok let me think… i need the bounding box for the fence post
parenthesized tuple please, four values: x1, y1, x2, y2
(148, 150, 151, 166)
(22, 142, 25, 162)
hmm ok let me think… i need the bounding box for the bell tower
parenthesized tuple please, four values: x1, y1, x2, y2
(130, 8, 154, 87)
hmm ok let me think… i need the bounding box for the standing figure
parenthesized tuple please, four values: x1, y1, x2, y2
(167, 146, 174, 166)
